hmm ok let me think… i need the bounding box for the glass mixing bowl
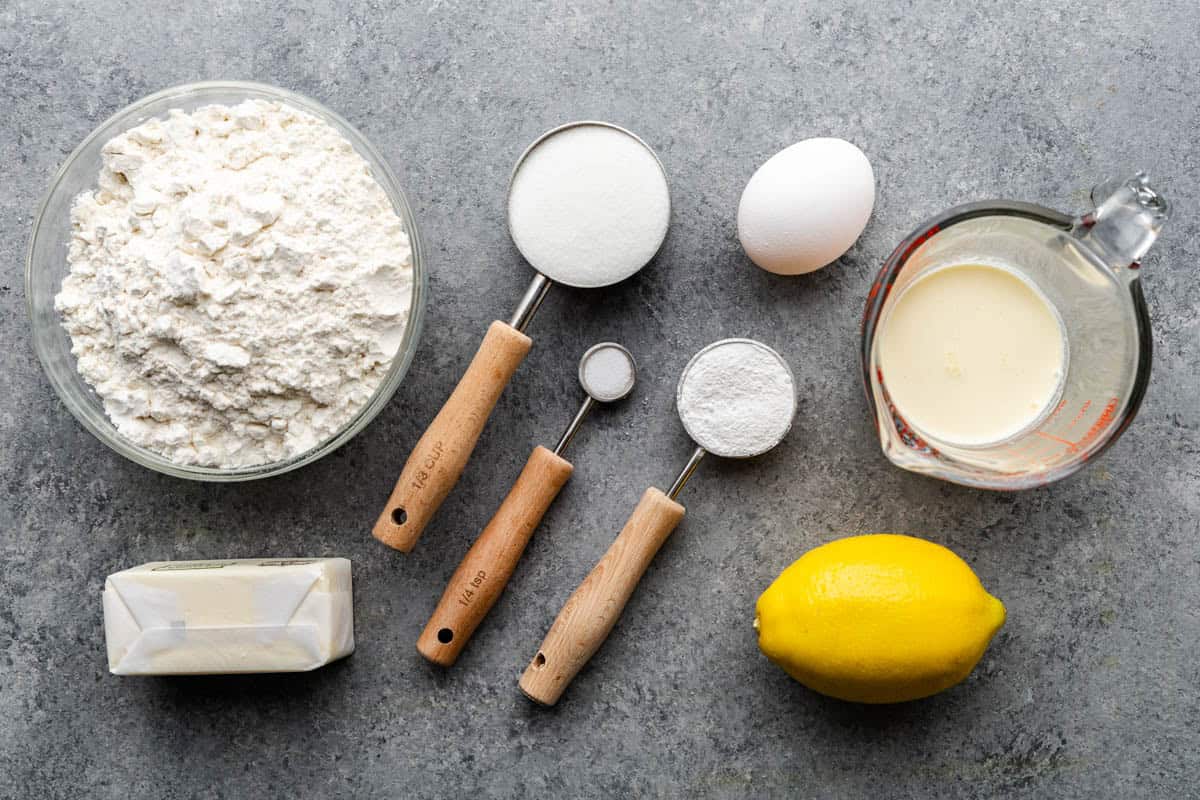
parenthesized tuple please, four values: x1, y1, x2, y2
(26, 81, 427, 481)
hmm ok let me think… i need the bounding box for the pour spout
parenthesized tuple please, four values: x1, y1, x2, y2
(1072, 173, 1170, 272)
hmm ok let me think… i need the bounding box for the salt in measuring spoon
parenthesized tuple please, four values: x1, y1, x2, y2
(374, 122, 670, 552)
(417, 344, 637, 667)
(519, 339, 796, 705)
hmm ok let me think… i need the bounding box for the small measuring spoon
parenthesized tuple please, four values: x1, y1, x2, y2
(416, 344, 637, 667)
(374, 122, 669, 552)
(519, 339, 795, 705)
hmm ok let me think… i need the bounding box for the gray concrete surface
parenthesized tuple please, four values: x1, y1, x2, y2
(2, 1, 1198, 797)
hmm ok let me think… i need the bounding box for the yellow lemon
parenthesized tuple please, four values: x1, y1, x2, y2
(755, 534, 1005, 703)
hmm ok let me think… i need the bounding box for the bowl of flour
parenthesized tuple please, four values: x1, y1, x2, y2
(27, 81, 426, 480)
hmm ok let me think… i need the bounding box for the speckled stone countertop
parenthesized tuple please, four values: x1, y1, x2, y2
(2, 2, 1198, 798)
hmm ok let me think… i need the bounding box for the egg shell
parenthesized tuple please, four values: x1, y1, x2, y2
(737, 138, 875, 275)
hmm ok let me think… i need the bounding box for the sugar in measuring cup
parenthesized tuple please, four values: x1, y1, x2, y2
(373, 122, 669, 552)
(862, 174, 1170, 489)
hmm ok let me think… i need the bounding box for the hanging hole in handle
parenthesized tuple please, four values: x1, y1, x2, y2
(437, 628, 453, 644)
(533, 652, 546, 669)
(391, 507, 407, 525)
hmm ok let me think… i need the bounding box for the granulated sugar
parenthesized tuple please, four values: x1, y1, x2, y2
(507, 124, 669, 288)
(676, 341, 795, 458)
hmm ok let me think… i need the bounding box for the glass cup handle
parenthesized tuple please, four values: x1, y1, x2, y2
(1072, 173, 1170, 274)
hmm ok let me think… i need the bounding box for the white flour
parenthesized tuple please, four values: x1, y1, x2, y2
(507, 124, 669, 288)
(676, 341, 795, 458)
(55, 99, 413, 468)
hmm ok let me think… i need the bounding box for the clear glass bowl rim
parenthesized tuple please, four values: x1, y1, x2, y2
(25, 80, 427, 482)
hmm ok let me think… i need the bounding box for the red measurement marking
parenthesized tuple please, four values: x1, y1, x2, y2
(1075, 397, 1120, 456)
(1067, 400, 1092, 428)
(1035, 430, 1077, 448)
(899, 224, 941, 262)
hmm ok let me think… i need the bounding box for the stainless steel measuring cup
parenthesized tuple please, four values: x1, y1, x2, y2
(519, 339, 796, 705)
(862, 174, 1170, 489)
(373, 123, 669, 552)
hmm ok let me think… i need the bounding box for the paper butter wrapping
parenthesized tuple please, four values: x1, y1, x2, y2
(102, 558, 354, 675)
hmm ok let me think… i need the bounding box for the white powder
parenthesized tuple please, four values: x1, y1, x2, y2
(55, 99, 413, 469)
(507, 124, 669, 288)
(580, 344, 635, 401)
(676, 340, 796, 458)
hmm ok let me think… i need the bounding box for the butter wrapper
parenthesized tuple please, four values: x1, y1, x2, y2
(103, 558, 354, 675)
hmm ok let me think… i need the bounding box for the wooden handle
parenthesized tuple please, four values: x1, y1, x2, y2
(518, 487, 685, 705)
(417, 446, 573, 666)
(373, 321, 532, 552)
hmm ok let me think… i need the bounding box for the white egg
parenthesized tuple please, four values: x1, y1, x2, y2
(737, 138, 875, 275)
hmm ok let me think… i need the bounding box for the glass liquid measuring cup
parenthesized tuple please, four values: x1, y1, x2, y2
(862, 174, 1169, 489)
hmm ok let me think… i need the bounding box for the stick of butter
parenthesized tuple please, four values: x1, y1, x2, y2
(103, 558, 354, 675)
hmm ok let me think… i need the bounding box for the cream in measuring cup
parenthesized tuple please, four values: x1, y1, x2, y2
(876, 263, 1068, 447)
(862, 174, 1170, 490)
